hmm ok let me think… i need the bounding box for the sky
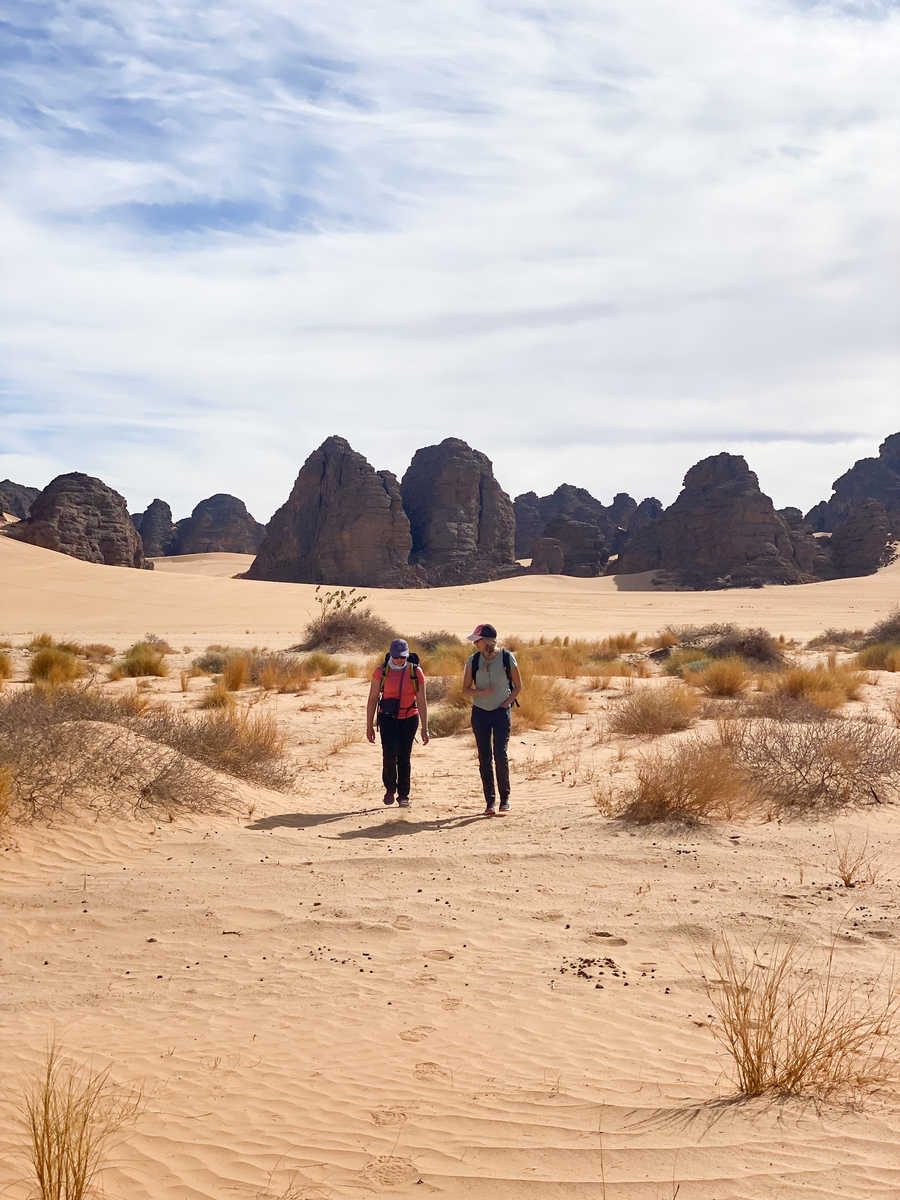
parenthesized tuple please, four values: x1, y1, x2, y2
(2, 0, 899, 523)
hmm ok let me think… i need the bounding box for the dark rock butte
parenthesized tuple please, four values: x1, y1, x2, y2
(0, 479, 40, 520)
(131, 498, 178, 557)
(174, 494, 265, 555)
(807, 432, 900, 538)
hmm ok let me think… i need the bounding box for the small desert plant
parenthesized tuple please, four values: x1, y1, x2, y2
(771, 663, 866, 711)
(198, 705, 287, 779)
(832, 829, 881, 887)
(143, 632, 174, 654)
(0, 649, 12, 686)
(252, 653, 310, 693)
(856, 643, 900, 672)
(28, 633, 55, 650)
(617, 738, 755, 824)
(222, 652, 251, 692)
(807, 628, 866, 651)
(428, 706, 471, 737)
(301, 651, 341, 678)
(702, 935, 900, 1097)
(23, 1042, 143, 1200)
(297, 586, 395, 652)
(862, 608, 900, 649)
(414, 630, 463, 652)
(667, 624, 784, 667)
(887, 693, 900, 728)
(662, 648, 712, 677)
(110, 642, 168, 679)
(81, 643, 115, 663)
(29, 647, 85, 685)
(193, 647, 233, 674)
(608, 684, 698, 737)
(514, 670, 584, 731)
(199, 679, 233, 709)
(687, 656, 751, 697)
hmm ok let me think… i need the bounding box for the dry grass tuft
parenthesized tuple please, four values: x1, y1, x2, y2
(862, 608, 900, 648)
(0, 764, 11, 825)
(608, 684, 699, 738)
(23, 1041, 143, 1200)
(300, 651, 341, 679)
(0, 649, 12, 687)
(110, 642, 169, 679)
(833, 829, 881, 887)
(413, 630, 464, 652)
(29, 647, 85, 686)
(222, 652, 251, 692)
(253, 653, 310, 693)
(770, 663, 866, 711)
(807, 628, 866, 651)
(428, 706, 471, 738)
(28, 633, 55, 650)
(617, 737, 755, 824)
(856, 643, 900, 672)
(687, 656, 752, 697)
(199, 679, 234, 709)
(702, 935, 899, 1098)
(887, 693, 900, 728)
(666, 624, 785, 667)
(81, 643, 115, 663)
(297, 586, 395, 652)
(199, 705, 287, 778)
(514, 670, 585, 730)
(143, 632, 175, 654)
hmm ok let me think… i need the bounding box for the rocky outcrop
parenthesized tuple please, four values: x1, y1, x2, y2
(530, 536, 565, 574)
(616, 453, 821, 588)
(401, 438, 517, 585)
(247, 437, 421, 586)
(8, 472, 148, 568)
(807, 432, 900, 537)
(0, 479, 40, 519)
(831, 500, 895, 578)
(132, 498, 178, 557)
(512, 492, 543, 559)
(514, 483, 649, 563)
(174, 494, 265, 555)
(541, 516, 609, 577)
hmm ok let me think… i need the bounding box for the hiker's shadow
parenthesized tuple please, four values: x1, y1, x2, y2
(324, 813, 486, 839)
(248, 810, 371, 831)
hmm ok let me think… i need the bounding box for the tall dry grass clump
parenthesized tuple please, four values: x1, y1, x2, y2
(23, 1042, 143, 1200)
(0, 648, 12, 687)
(199, 679, 233, 709)
(608, 684, 698, 737)
(687, 656, 751, 697)
(616, 738, 755, 824)
(222, 652, 251, 692)
(0, 764, 11, 825)
(770, 661, 866, 711)
(252, 653, 311, 693)
(887, 693, 900, 728)
(297, 586, 394, 652)
(109, 641, 168, 679)
(199, 705, 287, 778)
(862, 608, 900, 648)
(702, 936, 900, 1098)
(514, 669, 585, 730)
(29, 648, 85, 686)
(664, 624, 785, 667)
(856, 643, 900, 672)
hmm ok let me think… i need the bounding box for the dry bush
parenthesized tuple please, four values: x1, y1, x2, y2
(425, 675, 452, 703)
(0, 764, 11, 825)
(0, 649, 12, 687)
(702, 935, 899, 1098)
(608, 684, 698, 737)
(428, 706, 470, 738)
(856, 643, 900, 672)
(807, 628, 866, 650)
(28, 633, 55, 650)
(887, 693, 900, 728)
(730, 717, 900, 811)
(196, 706, 289, 783)
(301, 651, 341, 678)
(419, 643, 469, 676)
(23, 1042, 143, 1200)
(199, 679, 233, 709)
(616, 737, 755, 824)
(833, 829, 880, 887)
(81, 643, 115, 663)
(143, 632, 175, 654)
(110, 641, 168, 679)
(771, 663, 866, 711)
(862, 609, 900, 648)
(252, 653, 311, 693)
(223, 652, 251, 691)
(297, 586, 395, 652)
(193, 647, 233, 673)
(414, 630, 463, 651)
(667, 624, 784, 667)
(514, 670, 584, 731)
(662, 648, 712, 677)
(29, 647, 85, 685)
(515, 642, 581, 679)
(687, 656, 752, 697)
(740, 691, 837, 723)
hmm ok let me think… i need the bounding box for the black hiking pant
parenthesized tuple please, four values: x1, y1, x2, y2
(379, 714, 419, 798)
(471, 705, 511, 805)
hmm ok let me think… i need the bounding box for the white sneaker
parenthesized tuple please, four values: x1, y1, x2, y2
(397, 796, 410, 808)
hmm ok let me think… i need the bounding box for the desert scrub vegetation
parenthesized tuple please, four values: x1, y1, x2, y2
(607, 683, 699, 738)
(23, 1041, 143, 1200)
(611, 737, 756, 824)
(109, 641, 169, 679)
(296, 586, 394, 652)
(199, 678, 234, 709)
(663, 624, 785, 667)
(514, 668, 586, 730)
(832, 829, 881, 888)
(251, 652, 311, 693)
(856, 643, 900, 672)
(413, 630, 463, 651)
(807, 628, 866, 651)
(685, 656, 752, 697)
(701, 935, 900, 1098)
(0, 648, 12, 687)
(29, 647, 86, 685)
(862, 608, 900, 648)
(768, 661, 866, 711)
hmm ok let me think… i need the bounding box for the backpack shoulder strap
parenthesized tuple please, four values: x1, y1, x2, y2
(471, 650, 481, 679)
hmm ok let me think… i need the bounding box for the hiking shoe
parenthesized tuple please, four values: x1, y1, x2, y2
(498, 800, 510, 814)
(383, 791, 395, 805)
(397, 796, 410, 808)
(484, 803, 496, 817)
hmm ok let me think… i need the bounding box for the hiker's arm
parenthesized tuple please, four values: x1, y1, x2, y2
(503, 664, 523, 708)
(366, 677, 379, 742)
(462, 662, 476, 695)
(419, 670, 429, 744)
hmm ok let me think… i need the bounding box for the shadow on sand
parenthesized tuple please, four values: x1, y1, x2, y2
(247, 809, 488, 838)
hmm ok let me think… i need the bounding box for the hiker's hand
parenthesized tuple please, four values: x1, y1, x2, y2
(366, 727, 375, 744)
(421, 730, 430, 745)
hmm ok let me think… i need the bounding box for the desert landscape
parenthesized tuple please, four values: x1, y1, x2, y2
(2, 535, 900, 1199)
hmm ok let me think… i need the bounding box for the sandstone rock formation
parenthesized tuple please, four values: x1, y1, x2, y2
(514, 484, 627, 558)
(529, 536, 565, 575)
(616, 453, 821, 588)
(132, 498, 178, 557)
(174, 494, 265, 555)
(9, 472, 148, 568)
(541, 516, 610, 576)
(247, 437, 421, 586)
(807, 432, 900, 537)
(401, 438, 517, 585)
(0, 479, 40, 519)
(830, 500, 895, 578)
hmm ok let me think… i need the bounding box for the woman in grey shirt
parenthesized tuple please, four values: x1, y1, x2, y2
(462, 623, 522, 816)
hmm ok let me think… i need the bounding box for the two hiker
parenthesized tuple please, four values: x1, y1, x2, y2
(366, 623, 522, 816)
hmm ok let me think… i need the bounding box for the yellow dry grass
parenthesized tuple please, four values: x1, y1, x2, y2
(199, 679, 234, 709)
(109, 642, 169, 680)
(856, 643, 900, 672)
(686, 656, 752, 697)
(770, 662, 866, 711)
(0, 649, 11, 687)
(616, 738, 755, 824)
(608, 684, 699, 738)
(29, 648, 86, 686)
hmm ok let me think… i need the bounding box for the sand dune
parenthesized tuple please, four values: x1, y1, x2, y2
(2, 540, 900, 1198)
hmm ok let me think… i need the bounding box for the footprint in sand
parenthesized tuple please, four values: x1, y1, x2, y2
(441, 997, 462, 1011)
(413, 973, 437, 985)
(592, 931, 628, 945)
(393, 915, 413, 930)
(399, 1025, 435, 1042)
(427, 949, 454, 960)
(360, 1156, 420, 1188)
(414, 1061, 451, 1082)
(370, 1106, 409, 1126)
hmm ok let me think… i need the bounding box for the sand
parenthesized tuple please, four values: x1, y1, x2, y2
(2, 538, 900, 1199)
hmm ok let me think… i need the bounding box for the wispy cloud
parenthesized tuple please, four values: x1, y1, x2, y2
(2, 0, 899, 519)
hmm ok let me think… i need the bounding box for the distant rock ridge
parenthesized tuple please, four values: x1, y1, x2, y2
(174, 494, 265, 555)
(616, 453, 827, 588)
(807, 432, 900, 537)
(9, 472, 148, 569)
(131, 498, 178, 557)
(0, 479, 40, 520)
(247, 436, 422, 587)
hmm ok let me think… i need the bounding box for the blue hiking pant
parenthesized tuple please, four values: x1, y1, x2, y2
(471, 705, 511, 804)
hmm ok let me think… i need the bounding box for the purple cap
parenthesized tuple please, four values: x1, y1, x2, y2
(389, 638, 410, 658)
(466, 623, 497, 642)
